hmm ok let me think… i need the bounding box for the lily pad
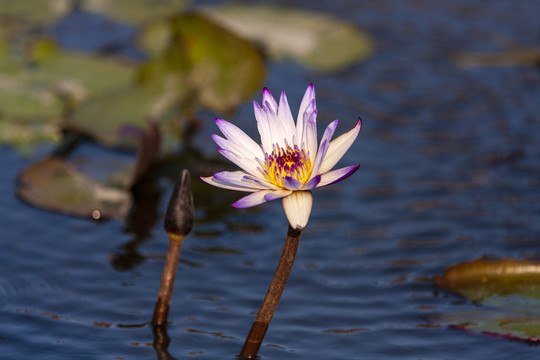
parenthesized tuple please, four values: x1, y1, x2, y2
(16, 123, 161, 219)
(432, 309, 540, 343)
(434, 258, 540, 342)
(67, 82, 177, 150)
(137, 12, 266, 114)
(201, 5, 375, 72)
(69, 12, 266, 149)
(16, 157, 132, 220)
(0, 37, 135, 150)
(435, 258, 540, 302)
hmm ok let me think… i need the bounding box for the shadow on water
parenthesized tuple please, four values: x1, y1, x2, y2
(111, 145, 237, 271)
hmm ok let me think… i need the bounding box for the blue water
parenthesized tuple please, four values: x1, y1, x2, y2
(2, 0, 540, 358)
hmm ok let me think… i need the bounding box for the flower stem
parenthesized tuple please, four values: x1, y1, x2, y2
(239, 225, 302, 359)
(153, 170, 194, 327)
(153, 235, 185, 326)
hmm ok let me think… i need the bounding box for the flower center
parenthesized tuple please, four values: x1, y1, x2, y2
(259, 143, 312, 187)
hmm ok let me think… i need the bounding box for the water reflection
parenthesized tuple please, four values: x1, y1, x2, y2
(113, 146, 239, 270)
(153, 326, 177, 360)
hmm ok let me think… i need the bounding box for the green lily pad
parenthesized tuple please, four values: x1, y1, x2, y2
(137, 12, 266, 114)
(16, 123, 161, 218)
(0, 37, 135, 150)
(68, 12, 266, 149)
(434, 258, 540, 342)
(432, 309, 540, 343)
(16, 157, 132, 220)
(201, 5, 375, 72)
(66, 82, 178, 150)
(435, 258, 540, 302)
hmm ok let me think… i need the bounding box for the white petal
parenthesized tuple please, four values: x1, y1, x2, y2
(296, 83, 315, 126)
(282, 191, 313, 230)
(218, 148, 260, 176)
(254, 101, 273, 153)
(277, 90, 296, 143)
(300, 104, 317, 163)
(263, 101, 289, 149)
(215, 119, 264, 159)
(316, 164, 360, 187)
(200, 175, 260, 192)
(262, 88, 278, 113)
(232, 189, 274, 208)
(319, 118, 362, 174)
(213, 171, 270, 190)
(310, 120, 338, 177)
(264, 189, 292, 202)
(245, 175, 281, 190)
(212, 135, 262, 164)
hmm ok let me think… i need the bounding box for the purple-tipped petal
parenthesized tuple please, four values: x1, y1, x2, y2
(213, 171, 269, 190)
(310, 120, 339, 176)
(297, 84, 315, 126)
(297, 100, 318, 159)
(217, 148, 259, 176)
(243, 175, 280, 190)
(277, 90, 296, 141)
(232, 190, 274, 208)
(200, 175, 260, 193)
(319, 118, 362, 174)
(283, 176, 304, 190)
(309, 117, 335, 176)
(264, 100, 289, 148)
(317, 164, 360, 187)
(254, 101, 273, 153)
(263, 189, 293, 202)
(305, 108, 318, 160)
(262, 88, 278, 113)
(302, 174, 321, 190)
(215, 118, 263, 159)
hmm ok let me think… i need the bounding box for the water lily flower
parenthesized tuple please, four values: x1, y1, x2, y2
(201, 84, 361, 230)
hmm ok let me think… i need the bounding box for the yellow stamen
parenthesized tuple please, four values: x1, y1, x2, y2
(258, 144, 312, 187)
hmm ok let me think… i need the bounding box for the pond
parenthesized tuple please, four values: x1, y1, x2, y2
(1, 0, 540, 359)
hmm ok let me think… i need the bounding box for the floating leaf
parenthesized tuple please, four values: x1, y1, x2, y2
(201, 5, 375, 71)
(0, 120, 60, 154)
(67, 82, 177, 150)
(69, 12, 265, 149)
(453, 50, 540, 67)
(137, 12, 266, 114)
(137, 20, 171, 56)
(434, 258, 540, 342)
(0, 37, 135, 150)
(435, 258, 540, 302)
(432, 308, 540, 343)
(16, 123, 161, 218)
(16, 157, 132, 220)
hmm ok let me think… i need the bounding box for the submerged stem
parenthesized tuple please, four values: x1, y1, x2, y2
(239, 225, 302, 359)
